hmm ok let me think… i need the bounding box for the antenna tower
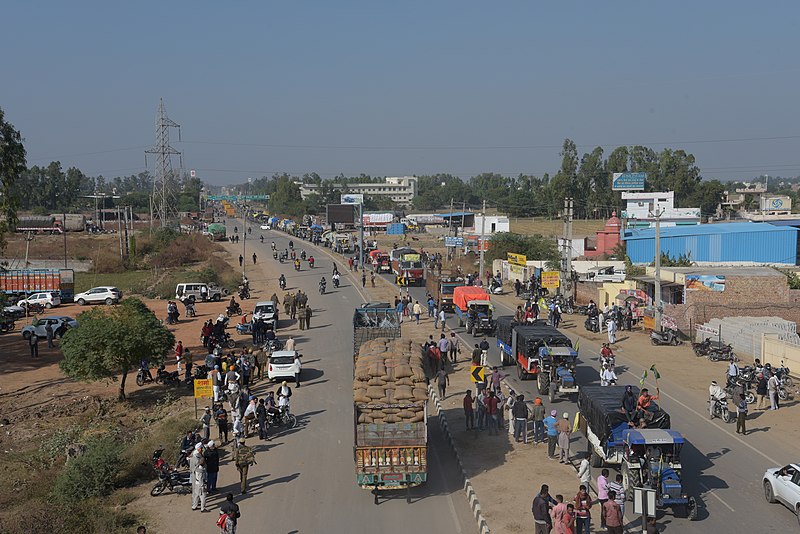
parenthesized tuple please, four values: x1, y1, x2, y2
(145, 98, 182, 229)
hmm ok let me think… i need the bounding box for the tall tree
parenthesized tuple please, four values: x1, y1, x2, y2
(0, 108, 25, 246)
(548, 138, 578, 215)
(60, 298, 175, 401)
(577, 146, 604, 218)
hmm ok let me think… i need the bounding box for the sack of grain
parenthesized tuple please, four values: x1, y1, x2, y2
(354, 388, 369, 403)
(412, 388, 428, 401)
(394, 385, 413, 401)
(394, 364, 413, 379)
(366, 386, 386, 400)
(367, 376, 386, 387)
(385, 414, 400, 423)
(397, 409, 415, 419)
(410, 411, 424, 423)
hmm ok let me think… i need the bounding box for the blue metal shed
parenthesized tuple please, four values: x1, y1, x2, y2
(623, 222, 799, 265)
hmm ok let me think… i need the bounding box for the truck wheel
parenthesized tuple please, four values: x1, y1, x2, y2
(688, 497, 698, 520)
(517, 364, 524, 380)
(213, 294, 221, 302)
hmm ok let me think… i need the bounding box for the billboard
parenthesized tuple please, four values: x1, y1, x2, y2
(612, 172, 646, 191)
(341, 194, 364, 205)
(326, 204, 357, 224)
(685, 275, 726, 292)
(541, 271, 560, 288)
(507, 253, 527, 266)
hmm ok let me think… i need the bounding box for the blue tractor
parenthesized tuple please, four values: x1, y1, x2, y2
(620, 429, 698, 521)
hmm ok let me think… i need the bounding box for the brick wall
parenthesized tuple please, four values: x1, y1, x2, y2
(575, 281, 602, 305)
(663, 275, 800, 337)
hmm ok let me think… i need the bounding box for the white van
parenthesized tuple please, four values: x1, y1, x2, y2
(175, 283, 223, 302)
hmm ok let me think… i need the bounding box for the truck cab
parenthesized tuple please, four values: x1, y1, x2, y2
(437, 276, 465, 312)
(452, 286, 494, 336)
(505, 324, 572, 385)
(395, 254, 424, 287)
(369, 250, 392, 273)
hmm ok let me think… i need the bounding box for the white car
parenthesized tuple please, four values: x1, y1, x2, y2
(74, 286, 122, 306)
(267, 350, 300, 381)
(764, 463, 800, 526)
(18, 292, 61, 309)
(260, 224, 271, 230)
(253, 301, 279, 330)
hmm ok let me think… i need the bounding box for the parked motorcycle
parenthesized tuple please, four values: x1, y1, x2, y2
(708, 344, 737, 362)
(150, 448, 192, 496)
(651, 329, 681, 346)
(774, 361, 793, 387)
(156, 365, 181, 385)
(692, 338, 714, 357)
(584, 316, 600, 333)
(136, 365, 155, 387)
(24, 302, 45, 315)
(262, 338, 284, 352)
(267, 407, 297, 429)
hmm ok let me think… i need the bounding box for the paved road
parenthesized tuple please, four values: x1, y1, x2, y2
(221, 225, 475, 534)
(372, 267, 799, 532)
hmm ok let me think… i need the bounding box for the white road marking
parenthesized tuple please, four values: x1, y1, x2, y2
(700, 482, 736, 512)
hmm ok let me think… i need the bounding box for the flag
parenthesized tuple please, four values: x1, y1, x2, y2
(639, 369, 648, 386)
(649, 365, 661, 380)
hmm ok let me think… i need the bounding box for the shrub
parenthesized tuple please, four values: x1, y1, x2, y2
(52, 437, 123, 503)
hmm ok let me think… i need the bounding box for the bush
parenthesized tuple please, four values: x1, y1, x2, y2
(93, 248, 125, 274)
(118, 413, 196, 486)
(52, 437, 123, 503)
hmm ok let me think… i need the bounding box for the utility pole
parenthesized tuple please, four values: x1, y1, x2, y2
(242, 179, 251, 279)
(566, 197, 573, 300)
(652, 208, 664, 331)
(62, 212, 67, 268)
(145, 98, 182, 230)
(359, 202, 365, 272)
(460, 201, 466, 257)
(479, 199, 487, 280)
(448, 197, 454, 263)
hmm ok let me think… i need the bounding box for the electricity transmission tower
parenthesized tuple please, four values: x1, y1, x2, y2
(145, 98, 182, 229)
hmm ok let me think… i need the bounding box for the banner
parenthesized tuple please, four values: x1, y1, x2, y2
(686, 275, 726, 292)
(193, 379, 213, 398)
(541, 271, 560, 288)
(507, 253, 527, 266)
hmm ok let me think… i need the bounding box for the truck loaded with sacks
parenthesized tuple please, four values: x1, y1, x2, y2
(353, 337, 428, 501)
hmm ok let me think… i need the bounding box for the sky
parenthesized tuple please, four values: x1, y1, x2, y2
(3, 1, 800, 186)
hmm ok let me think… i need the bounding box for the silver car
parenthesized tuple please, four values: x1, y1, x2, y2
(21, 316, 79, 340)
(764, 463, 800, 526)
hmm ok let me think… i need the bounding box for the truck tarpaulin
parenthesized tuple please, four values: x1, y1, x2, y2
(452, 286, 490, 312)
(578, 385, 670, 446)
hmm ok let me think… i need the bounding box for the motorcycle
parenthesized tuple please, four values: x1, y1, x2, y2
(710, 397, 732, 423)
(273, 251, 278, 260)
(724, 381, 756, 404)
(23, 302, 45, 315)
(650, 329, 682, 346)
(156, 365, 181, 385)
(226, 303, 242, 317)
(332, 276, 340, 288)
(150, 449, 192, 496)
(136, 365, 155, 387)
(584, 316, 600, 333)
(260, 235, 264, 243)
(774, 361, 793, 387)
(294, 261, 301, 272)
(279, 277, 287, 290)
(239, 287, 250, 300)
(708, 344, 737, 362)
(267, 407, 297, 429)
(262, 338, 284, 352)
(193, 364, 209, 380)
(308, 257, 315, 268)
(692, 338, 714, 357)
(211, 332, 236, 349)
(300, 251, 306, 260)
(319, 281, 326, 295)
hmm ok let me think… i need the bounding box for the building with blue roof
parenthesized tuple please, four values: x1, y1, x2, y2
(623, 222, 799, 265)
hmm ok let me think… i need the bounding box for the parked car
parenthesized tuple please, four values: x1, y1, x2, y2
(252, 301, 279, 330)
(74, 286, 122, 305)
(17, 292, 61, 309)
(260, 224, 271, 230)
(360, 302, 392, 309)
(21, 316, 79, 340)
(764, 464, 800, 526)
(2, 305, 26, 319)
(267, 350, 300, 381)
(175, 283, 223, 302)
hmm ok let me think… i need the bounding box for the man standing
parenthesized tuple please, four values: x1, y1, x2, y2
(285, 335, 296, 351)
(768, 372, 779, 410)
(233, 438, 256, 494)
(256, 398, 268, 441)
(215, 404, 229, 443)
(361, 271, 367, 288)
(175, 340, 184, 374)
(479, 337, 490, 366)
(607, 474, 626, 518)
(438, 308, 446, 331)
(573, 484, 592, 534)
(199, 407, 212, 441)
(736, 393, 748, 435)
(304, 306, 313, 329)
(727, 360, 739, 388)
(220, 494, 240, 532)
(413, 301, 422, 324)
(298, 309, 306, 330)
(531, 484, 555, 534)
(463, 390, 475, 430)
(294, 353, 302, 387)
(29, 333, 39, 357)
(209, 366, 222, 402)
(512, 394, 529, 443)
(532, 397, 545, 444)
(484, 391, 500, 435)
(204, 441, 220, 493)
(577, 454, 592, 487)
(597, 468, 610, 528)
(283, 293, 292, 316)
(190, 443, 208, 511)
(436, 366, 450, 398)
(603, 490, 624, 534)
(449, 333, 458, 363)
(544, 409, 558, 458)
(607, 317, 617, 344)
(45, 322, 55, 348)
(556, 412, 572, 463)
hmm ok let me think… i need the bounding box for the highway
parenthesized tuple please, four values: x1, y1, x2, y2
(384, 263, 799, 532)
(219, 224, 475, 534)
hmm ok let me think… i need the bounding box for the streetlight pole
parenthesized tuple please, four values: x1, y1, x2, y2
(478, 199, 486, 280)
(651, 208, 664, 330)
(242, 178, 251, 280)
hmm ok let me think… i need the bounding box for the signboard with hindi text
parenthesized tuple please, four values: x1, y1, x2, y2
(193, 379, 213, 398)
(507, 253, 527, 266)
(541, 271, 560, 288)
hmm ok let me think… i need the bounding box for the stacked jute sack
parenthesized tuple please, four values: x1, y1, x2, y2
(354, 338, 428, 424)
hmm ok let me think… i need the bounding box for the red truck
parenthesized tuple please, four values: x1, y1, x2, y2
(369, 250, 392, 274)
(452, 286, 495, 336)
(392, 253, 424, 287)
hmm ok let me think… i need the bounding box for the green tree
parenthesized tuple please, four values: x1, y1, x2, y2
(0, 108, 25, 248)
(59, 298, 176, 400)
(577, 146, 605, 218)
(486, 232, 560, 266)
(548, 138, 578, 215)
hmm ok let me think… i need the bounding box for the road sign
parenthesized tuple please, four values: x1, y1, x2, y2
(612, 172, 646, 191)
(444, 236, 464, 247)
(194, 378, 213, 398)
(541, 271, 560, 288)
(633, 487, 656, 517)
(470, 365, 485, 383)
(396, 276, 406, 286)
(507, 253, 527, 266)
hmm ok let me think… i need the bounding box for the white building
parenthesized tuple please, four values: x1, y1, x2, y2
(470, 215, 510, 235)
(621, 191, 700, 228)
(298, 176, 418, 205)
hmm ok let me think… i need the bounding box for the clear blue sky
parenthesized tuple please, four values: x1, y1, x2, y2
(3, 1, 799, 185)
